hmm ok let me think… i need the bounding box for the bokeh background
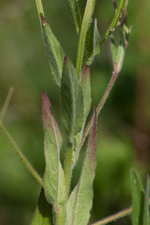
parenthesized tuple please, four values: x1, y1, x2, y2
(0, 0, 150, 224)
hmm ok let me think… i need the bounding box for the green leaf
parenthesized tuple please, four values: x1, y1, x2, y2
(42, 92, 66, 207)
(72, 66, 91, 166)
(60, 57, 84, 142)
(143, 176, 150, 225)
(110, 34, 117, 65)
(131, 168, 145, 225)
(113, 31, 125, 73)
(31, 188, 53, 225)
(85, 19, 101, 65)
(41, 16, 65, 87)
(66, 109, 97, 225)
(81, 65, 91, 118)
(68, 0, 82, 34)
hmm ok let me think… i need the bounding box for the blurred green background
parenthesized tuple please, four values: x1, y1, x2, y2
(0, 0, 150, 224)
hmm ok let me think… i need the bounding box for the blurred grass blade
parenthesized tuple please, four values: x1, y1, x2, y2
(131, 168, 144, 225)
(68, 0, 82, 34)
(110, 34, 117, 65)
(31, 188, 53, 225)
(0, 124, 44, 187)
(66, 109, 97, 225)
(0, 89, 44, 187)
(42, 92, 66, 207)
(143, 176, 150, 225)
(41, 16, 65, 87)
(60, 57, 84, 142)
(0, 86, 14, 123)
(85, 19, 101, 65)
(113, 31, 125, 73)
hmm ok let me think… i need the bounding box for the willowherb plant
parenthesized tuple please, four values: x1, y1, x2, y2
(0, 0, 149, 224)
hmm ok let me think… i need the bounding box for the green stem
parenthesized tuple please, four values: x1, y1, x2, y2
(100, 0, 126, 46)
(91, 206, 132, 225)
(81, 71, 118, 147)
(64, 141, 74, 196)
(35, 0, 45, 18)
(0, 123, 44, 187)
(76, 0, 96, 78)
(91, 198, 150, 225)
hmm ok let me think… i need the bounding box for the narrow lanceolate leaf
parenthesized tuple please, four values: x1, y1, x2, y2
(81, 65, 91, 118)
(66, 109, 97, 225)
(42, 92, 66, 207)
(72, 66, 91, 166)
(41, 16, 65, 87)
(131, 168, 144, 225)
(85, 19, 101, 65)
(60, 57, 84, 141)
(110, 34, 117, 65)
(143, 176, 149, 225)
(68, 0, 82, 34)
(113, 31, 125, 73)
(31, 188, 53, 225)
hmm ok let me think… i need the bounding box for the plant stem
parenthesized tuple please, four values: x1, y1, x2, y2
(76, 0, 96, 78)
(81, 71, 118, 147)
(0, 123, 44, 187)
(91, 206, 132, 225)
(100, 0, 126, 46)
(35, 0, 45, 18)
(91, 198, 150, 225)
(64, 141, 74, 196)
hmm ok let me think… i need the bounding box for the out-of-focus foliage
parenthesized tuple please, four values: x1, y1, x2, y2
(0, 0, 150, 224)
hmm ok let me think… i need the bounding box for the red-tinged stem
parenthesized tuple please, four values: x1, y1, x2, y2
(81, 71, 118, 147)
(91, 198, 150, 225)
(91, 206, 132, 225)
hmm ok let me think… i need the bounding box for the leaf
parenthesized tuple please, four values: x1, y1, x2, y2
(60, 57, 84, 142)
(41, 16, 65, 87)
(110, 34, 117, 65)
(131, 168, 145, 225)
(143, 176, 150, 225)
(85, 19, 101, 65)
(113, 30, 125, 73)
(31, 188, 53, 225)
(72, 66, 91, 166)
(80, 65, 91, 118)
(66, 109, 97, 225)
(42, 92, 66, 207)
(68, 0, 82, 34)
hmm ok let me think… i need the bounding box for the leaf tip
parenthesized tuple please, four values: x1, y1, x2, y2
(42, 91, 50, 107)
(83, 65, 90, 74)
(64, 56, 71, 64)
(40, 15, 48, 26)
(42, 92, 52, 124)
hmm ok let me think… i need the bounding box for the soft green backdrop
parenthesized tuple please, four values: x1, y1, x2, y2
(0, 0, 150, 224)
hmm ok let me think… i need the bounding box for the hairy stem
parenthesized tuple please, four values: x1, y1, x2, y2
(91, 198, 150, 225)
(91, 206, 132, 225)
(76, 0, 96, 78)
(35, 0, 45, 18)
(100, 0, 126, 46)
